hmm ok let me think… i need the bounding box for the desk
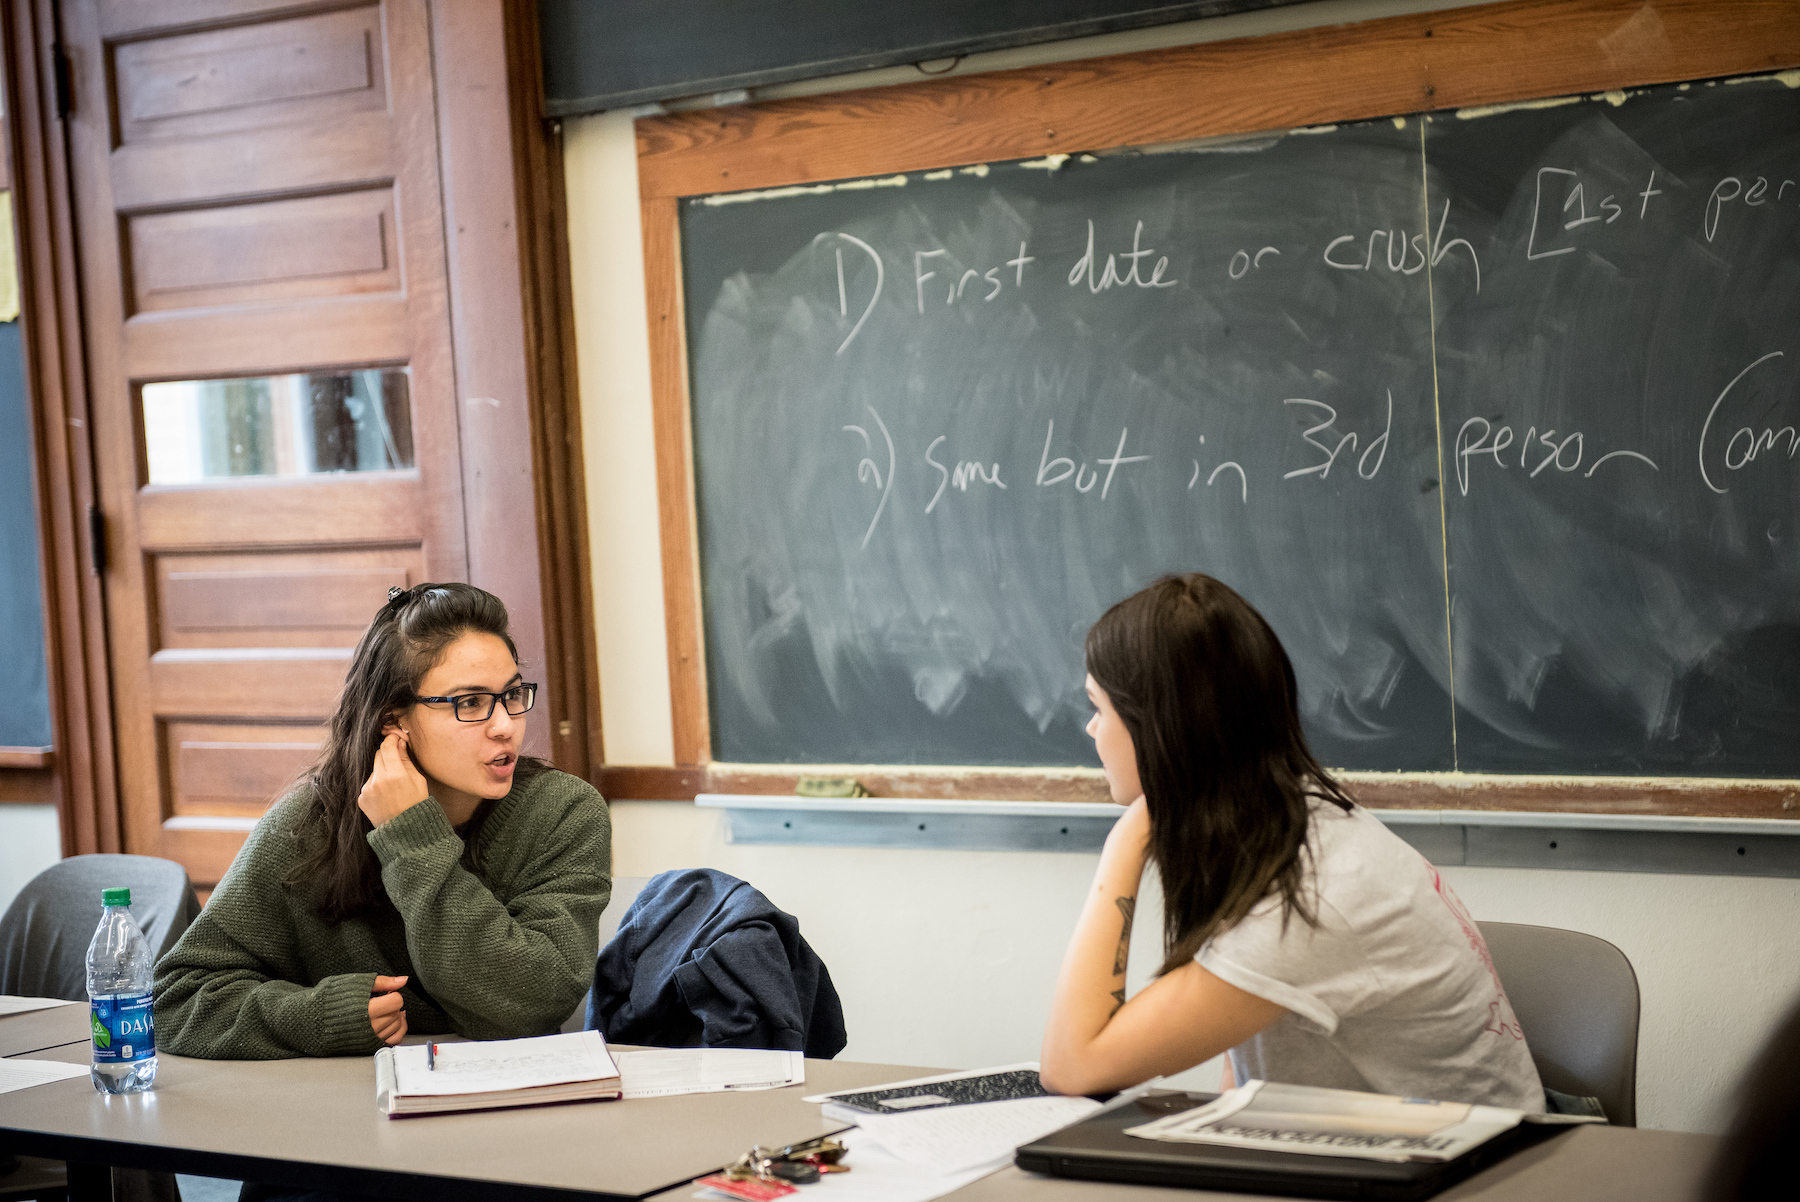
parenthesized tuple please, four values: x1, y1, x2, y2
(2, 1040, 1721, 1202)
(0, 1002, 88, 1057)
(0, 1041, 903, 1202)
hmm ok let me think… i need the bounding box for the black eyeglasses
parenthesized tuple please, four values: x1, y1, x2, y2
(413, 683, 537, 722)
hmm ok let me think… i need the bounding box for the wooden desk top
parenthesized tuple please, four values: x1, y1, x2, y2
(0, 1002, 88, 1058)
(0, 1041, 910, 1201)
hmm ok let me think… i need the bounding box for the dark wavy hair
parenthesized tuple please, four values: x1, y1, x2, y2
(1085, 573, 1353, 977)
(288, 583, 549, 921)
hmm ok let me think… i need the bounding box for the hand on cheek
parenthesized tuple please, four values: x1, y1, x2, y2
(357, 730, 430, 827)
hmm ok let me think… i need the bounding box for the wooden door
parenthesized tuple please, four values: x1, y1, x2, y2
(62, 0, 469, 891)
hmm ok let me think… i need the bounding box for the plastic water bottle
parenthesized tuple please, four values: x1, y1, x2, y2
(86, 886, 157, 1093)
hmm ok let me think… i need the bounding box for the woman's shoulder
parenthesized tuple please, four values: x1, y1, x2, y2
(500, 767, 609, 833)
(236, 782, 321, 864)
(515, 765, 604, 806)
(201, 781, 322, 906)
(1306, 798, 1414, 859)
(1301, 799, 1452, 924)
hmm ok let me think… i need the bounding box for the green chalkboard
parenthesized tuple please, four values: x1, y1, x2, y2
(681, 76, 1800, 777)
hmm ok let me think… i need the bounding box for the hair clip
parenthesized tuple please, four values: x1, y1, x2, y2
(384, 585, 411, 614)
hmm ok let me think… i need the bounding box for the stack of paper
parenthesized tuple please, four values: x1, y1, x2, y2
(729, 1063, 1099, 1202)
(615, 1048, 804, 1098)
(0, 1058, 90, 1095)
(847, 1093, 1103, 1177)
(0, 996, 73, 1017)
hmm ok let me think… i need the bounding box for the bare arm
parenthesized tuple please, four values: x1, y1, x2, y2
(1039, 797, 1285, 1096)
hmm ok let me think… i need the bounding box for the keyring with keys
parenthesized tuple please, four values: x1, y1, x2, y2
(722, 1136, 849, 1185)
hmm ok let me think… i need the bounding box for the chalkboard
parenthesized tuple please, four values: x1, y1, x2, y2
(682, 75, 1800, 776)
(0, 318, 53, 752)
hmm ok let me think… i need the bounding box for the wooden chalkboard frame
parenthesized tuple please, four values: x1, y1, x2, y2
(620, 0, 1800, 818)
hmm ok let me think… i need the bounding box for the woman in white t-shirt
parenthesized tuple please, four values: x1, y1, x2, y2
(1040, 573, 1543, 1110)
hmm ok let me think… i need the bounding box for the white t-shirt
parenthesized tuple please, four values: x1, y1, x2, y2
(1197, 800, 1544, 1110)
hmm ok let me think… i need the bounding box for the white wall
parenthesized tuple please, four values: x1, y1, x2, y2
(609, 802, 1800, 1133)
(0, 803, 62, 916)
(565, 0, 1800, 1136)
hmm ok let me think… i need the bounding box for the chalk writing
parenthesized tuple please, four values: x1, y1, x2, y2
(818, 232, 883, 355)
(1454, 416, 1657, 496)
(1067, 220, 1179, 292)
(842, 406, 896, 547)
(915, 243, 1036, 312)
(1283, 390, 1393, 481)
(925, 436, 1008, 513)
(1705, 175, 1800, 242)
(1037, 421, 1150, 499)
(1228, 246, 1282, 279)
(1526, 168, 1664, 261)
(1699, 351, 1791, 494)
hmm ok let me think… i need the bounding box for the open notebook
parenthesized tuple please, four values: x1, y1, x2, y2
(374, 1030, 622, 1117)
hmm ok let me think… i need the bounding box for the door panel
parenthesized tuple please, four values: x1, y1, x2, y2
(165, 720, 324, 817)
(122, 302, 411, 378)
(66, 0, 468, 891)
(110, 113, 395, 208)
(160, 563, 412, 638)
(112, 7, 387, 143)
(156, 549, 419, 648)
(137, 476, 423, 546)
(126, 188, 399, 313)
(148, 650, 352, 719)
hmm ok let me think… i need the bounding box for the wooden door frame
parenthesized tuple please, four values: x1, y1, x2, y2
(6, 0, 598, 855)
(2, 0, 119, 853)
(429, 0, 602, 778)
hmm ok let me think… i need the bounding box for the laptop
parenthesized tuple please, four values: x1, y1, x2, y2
(1014, 1090, 1566, 1201)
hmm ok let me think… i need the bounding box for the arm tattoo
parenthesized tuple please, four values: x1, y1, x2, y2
(1109, 987, 1126, 1017)
(1112, 896, 1136, 975)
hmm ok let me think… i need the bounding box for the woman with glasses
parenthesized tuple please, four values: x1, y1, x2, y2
(155, 583, 611, 1059)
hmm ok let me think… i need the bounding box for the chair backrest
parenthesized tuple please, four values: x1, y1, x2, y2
(0, 854, 202, 1001)
(1477, 920, 1640, 1126)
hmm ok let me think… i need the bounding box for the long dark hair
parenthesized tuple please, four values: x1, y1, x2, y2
(289, 583, 549, 921)
(1085, 574, 1353, 976)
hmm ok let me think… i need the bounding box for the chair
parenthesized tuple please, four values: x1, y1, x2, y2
(0, 854, 202, 1001)
(1477, 921, 1640, 1126)
(587, 869, 846, 1056)
(0, 856, 199, 1202)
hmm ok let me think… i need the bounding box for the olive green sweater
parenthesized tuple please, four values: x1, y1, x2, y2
(154, 769, 611, 1059)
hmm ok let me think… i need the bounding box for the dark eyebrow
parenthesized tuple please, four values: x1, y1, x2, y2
(445, 672, 523, 695)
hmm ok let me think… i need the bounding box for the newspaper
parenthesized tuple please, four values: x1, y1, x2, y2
(1124, 1080, 1528, 1163)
